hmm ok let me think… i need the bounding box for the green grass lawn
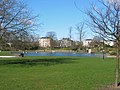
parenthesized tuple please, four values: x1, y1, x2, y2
(0, 56, 117, 90)
(0, 51, 13, 56)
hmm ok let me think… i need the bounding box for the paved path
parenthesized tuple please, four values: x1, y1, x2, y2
(0, 56, 17, 58)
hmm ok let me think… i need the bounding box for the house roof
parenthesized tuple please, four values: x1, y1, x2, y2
(40, 37, 51, 39)
(85, 39, 92, 41)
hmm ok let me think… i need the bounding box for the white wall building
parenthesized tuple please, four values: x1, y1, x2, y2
(83, 39, 92, 47)
(39, 37, 52, 48)
(104, 41, 114, 46)
(83, 39, 114, 47)
(60, 38, 73, 48)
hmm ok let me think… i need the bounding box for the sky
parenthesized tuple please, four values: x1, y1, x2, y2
(26, 0, 98, 40)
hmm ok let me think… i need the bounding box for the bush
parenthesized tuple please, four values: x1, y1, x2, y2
(109, 51, 116, 55)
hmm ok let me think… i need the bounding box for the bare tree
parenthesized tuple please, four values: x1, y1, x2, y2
(46, 31, 57, 49)
(46, 31, 57, 40)
(0, 0, 38, 40)
(76, 23, 85, 49)
(87, 0, 120, 87)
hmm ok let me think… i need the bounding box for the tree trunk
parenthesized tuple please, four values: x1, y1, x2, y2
(102, 51, 104, 60)
(102, 39, 104, 60)
(115, 42, 119, 87)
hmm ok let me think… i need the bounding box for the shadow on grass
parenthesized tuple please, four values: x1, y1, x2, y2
(0, 57, 76, 66)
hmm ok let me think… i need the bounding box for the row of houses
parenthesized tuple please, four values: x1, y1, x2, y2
(39, 37, 114, 48)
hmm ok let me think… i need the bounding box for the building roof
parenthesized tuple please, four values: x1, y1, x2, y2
(40, 37, 51, 39)
(85, 39, 92, 41)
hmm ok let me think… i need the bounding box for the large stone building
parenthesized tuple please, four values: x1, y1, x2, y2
(59, 38, 73, 48)
(39, 37, 53, 48)
(83, 39, 93, 47)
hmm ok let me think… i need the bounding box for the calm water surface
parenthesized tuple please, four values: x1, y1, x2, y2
(20, 52, 102, 57)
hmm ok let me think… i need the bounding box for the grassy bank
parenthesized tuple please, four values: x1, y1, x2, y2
(0, 51, 13, 56)
(0, 56, 117, 90)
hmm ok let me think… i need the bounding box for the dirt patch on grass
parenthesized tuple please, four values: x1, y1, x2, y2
(97, 84, 120, 90)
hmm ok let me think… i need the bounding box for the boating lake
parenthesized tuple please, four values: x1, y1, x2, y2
(16, 52, 102, 57)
